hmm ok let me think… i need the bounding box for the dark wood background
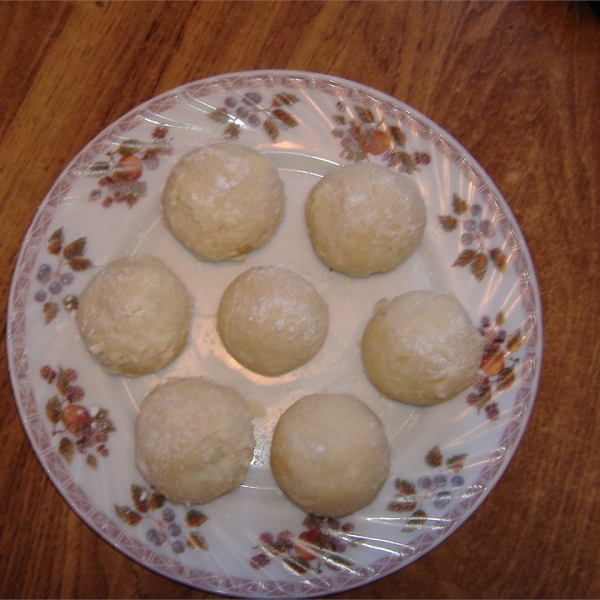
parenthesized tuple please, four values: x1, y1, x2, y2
(1, 2, 598, 598)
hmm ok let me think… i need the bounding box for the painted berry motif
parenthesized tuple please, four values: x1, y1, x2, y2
(387, 445, 468, 531)
(41, 365, 115, 469)
(87, 125, 172, 208)
(331, 101, 431, 171)
(467, 312, 523, 421)
(115, 485, 209, 555)
(34, 228, 92, 324)
(438, 194, 508, 281)
(250, 514, 357, 575)
(208, 92, 300, 141)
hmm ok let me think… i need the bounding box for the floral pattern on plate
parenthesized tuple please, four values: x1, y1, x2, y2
(41, 365, 115, 469)
(87, 125, 173, 208)
(468, 312, 524, 420)
(209, 91, 301, 141)
(33, 228, 92, 324)
(439, 193, 508, 281)
(6, 71, 542, 598)
(387, 445, 469, 530)
(331, 100, 431, 171)
(251, 514, 358, 576)
(115, 485, 209, 555)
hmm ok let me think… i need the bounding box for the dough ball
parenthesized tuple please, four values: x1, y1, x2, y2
(162, 143, 285, 262)
(76, 255, 193, 376)
(217, 266, 329, 376)
(270, 394, 390, 517)
(361, 291, 483, 406)
(306, 162, 426, 277)
(135, 377, 255, 505)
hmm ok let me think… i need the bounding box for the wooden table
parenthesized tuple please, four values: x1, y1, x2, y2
(1, 2, 598, 598)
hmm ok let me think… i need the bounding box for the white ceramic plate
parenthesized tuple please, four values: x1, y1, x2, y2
(7, 70, 542, 597)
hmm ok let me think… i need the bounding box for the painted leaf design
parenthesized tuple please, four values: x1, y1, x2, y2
(272, 108, 298, 128)
(333, 114, 346, 125)
(118, 139, 144, 156)
(47, 228, 64, 255)
(392, 151, 417, 172)
(149, 492, 166, 510)
(452, 194, 469, 215)
(470, 252, 488, 281)
(132, 485, 151, 512)
(56, 368, 71, 397)
(282, 556, 309, 575)
(43, 302, 59, 324)
(302, 514, 323, 530)
(89, 189, 102, 202)
(388, 125, 406, 147)
(260, 540, 283, 558)
(69, 258, 92, 272)
(63, 295, 78, 312)
(95, 408, 108, 421)
(187, 531, 208, 551)
(495, 311, 506, 326)
(131, 181, 147, 197)
(414, 151, 431, 165)
(394, 478, 416, 495)
(152, 125, 168, 140)
(403, 509, 427, 533)
(62, 238, 86, 259)
(453, 249, 477, 267)
(507, 328, 523, 353)
(102, 419, 116, 435)
(88, 162, 111, 177)
(208, 107, 231, 123)
(126, 193, 139, 207)
(496, 367, 516, 391)
(224, 123, 240, 139)
(322, 552, 354, 572)
(355, 105, 375, 124)
(387, 494, 417, 513)
(425, 445, 443, 468)
(273, 92, 299, 106)
(438, 215, 458, 232)
(145, 138, 167, 155)
(45, 396, 62, 424)
(490, 248, 507, 273)
(186, 509, 208, 527)
(263, 118, 279, 141)
(59, 437, 74, 463)
(115, 505, 142, 526)
(446, 453, 468, 473)
(86, 454, 98, 470)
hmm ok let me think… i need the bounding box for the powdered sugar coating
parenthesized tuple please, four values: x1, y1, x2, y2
(361, 291, 483, 406)
(135, 377, 255, 505)
(162, 143, 285, 262)
(217, 266, 329, 376)
(270, 394, 390, 517)
(75, 255, 193, 376)
(306, 162, 426, 277)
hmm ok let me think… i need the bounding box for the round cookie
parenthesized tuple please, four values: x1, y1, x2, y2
(270, 394, 390, 517)
(135, 377, 255, 505)
(217, 266, 329, 376)
(361, 291, 483, 406)
(76, 255, 193, 376)
(162, 143, 285, 262)
(305, 162, 426, 277)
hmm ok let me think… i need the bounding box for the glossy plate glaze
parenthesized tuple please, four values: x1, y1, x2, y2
(7, 71, 542, 598)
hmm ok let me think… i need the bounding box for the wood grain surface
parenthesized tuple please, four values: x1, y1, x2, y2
(1, 2, 599, 598)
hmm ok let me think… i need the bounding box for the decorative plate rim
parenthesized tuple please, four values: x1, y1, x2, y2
(6, 69, 543, 598)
